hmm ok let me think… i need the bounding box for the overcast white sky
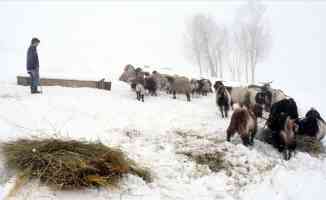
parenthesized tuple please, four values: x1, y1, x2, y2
(0, 1, 325, 114)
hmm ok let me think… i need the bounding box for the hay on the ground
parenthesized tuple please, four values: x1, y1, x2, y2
(296, 135, 325, 155)
(1, 138, 152, 190)
(181, 151, 225, 172)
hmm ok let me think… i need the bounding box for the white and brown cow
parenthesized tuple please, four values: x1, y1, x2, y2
(227, 106, 257, 146)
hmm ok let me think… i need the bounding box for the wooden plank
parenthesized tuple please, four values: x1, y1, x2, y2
(17, 76, 111, 91)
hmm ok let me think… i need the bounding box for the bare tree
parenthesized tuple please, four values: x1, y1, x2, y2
(225, 31, 241, 81)
(233, 24, 251, 82)
(197, 14, 218, 77)
(184, 0, 271, 82)
(184, 14, 205, 76)
(211, 25, 228, 79)
(235, 0, 272, 83)
(185, 14, 229, 78)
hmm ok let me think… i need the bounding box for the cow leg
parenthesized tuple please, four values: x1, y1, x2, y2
(136, 92, 140, 101)
(219, 106, 224, 118)
(226, 130, 232, 142)
(241, 134, 250, 146)
(283, 147, 291, 160)
(141, 95, 144, 102)
(230, 100, 234, 110)
(226, 134, 231, 142)
(186, 93, 191, 102)
(272, 131, 283, 152)
(224, 106, 229, 118)
(173, 91, 176, 99)
(288, 141, 296, 160)
(250, 128, 257, 145)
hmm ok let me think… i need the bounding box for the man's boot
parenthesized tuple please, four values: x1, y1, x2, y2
(34, 87, 41, 93)
(31, 86, 38, 94)
(31, 86, 41, 94)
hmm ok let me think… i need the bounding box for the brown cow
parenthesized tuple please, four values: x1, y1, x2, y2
(226, 106, 257, 146)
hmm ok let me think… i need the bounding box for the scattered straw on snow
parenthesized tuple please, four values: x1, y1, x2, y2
(173, 129, 277, 198)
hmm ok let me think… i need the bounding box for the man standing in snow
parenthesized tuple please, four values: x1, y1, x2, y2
(26, 37, 41, 94)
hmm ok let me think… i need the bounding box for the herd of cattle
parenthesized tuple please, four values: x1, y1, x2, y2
(119, 65, 326, 160)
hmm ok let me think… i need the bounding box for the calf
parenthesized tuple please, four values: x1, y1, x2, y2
(227, 107, 257, 146)
(216, 85, 231, 118)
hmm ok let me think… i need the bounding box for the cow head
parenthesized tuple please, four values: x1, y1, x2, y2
(255, 91, 272, 112)
(306, 108, 325, 123)
(214, 81, 224, 91)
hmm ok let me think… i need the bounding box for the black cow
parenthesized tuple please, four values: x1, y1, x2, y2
(297, 108, 326, 141)
(269, 113, 297, 160)
(198, 79, 211, 96)
(269, 98, 298, 122)
(266, 98, 299, 160)
(267, 98, 299, 133)
(144, 75, 157, 96)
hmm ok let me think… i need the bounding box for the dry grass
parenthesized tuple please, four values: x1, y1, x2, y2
(181, 151, 226, 172)
(1, 138, 152, 190)
(296, 135, 325, 156)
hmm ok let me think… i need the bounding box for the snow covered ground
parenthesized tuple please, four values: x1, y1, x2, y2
(0, 80, 325, 200)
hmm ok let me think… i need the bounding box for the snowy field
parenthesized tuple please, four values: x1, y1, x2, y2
(0, 80, 326, 200)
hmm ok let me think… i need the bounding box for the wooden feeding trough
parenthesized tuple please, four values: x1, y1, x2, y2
(17, 76, 111, 91)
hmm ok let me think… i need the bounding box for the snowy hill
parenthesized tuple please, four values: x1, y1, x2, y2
(0, 81, 326, 200)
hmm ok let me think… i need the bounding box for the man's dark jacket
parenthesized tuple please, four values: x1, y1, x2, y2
(26, 46, 39, 71)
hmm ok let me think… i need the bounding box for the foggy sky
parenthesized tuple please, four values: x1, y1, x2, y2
(0, 1, 325, 115)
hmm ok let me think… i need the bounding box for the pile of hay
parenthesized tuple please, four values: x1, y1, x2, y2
(257, 128, 325, 156)
(296, 135, 325, 155)
(1, 138, 152, 190)
(182, 151, 225, 172)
